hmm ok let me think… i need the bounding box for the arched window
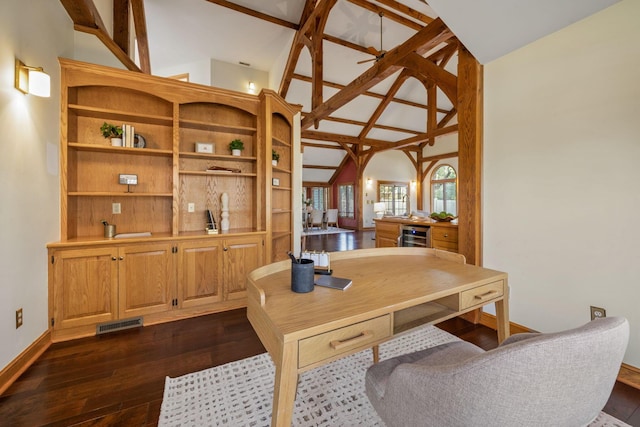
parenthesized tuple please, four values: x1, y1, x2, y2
(431, 164, 457, 215)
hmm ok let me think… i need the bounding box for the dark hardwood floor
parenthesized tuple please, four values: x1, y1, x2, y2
(2, 230, 639, 426)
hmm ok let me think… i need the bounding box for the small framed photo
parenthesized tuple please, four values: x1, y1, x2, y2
(195, 142, 214, 154)
(272, 178, 280, 186)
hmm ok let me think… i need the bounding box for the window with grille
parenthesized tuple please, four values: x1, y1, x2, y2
(378, 182, 409, 216)
(338, 184, 354, 218)
(431, 164, 457, 215)
(303, 186, 328, 211)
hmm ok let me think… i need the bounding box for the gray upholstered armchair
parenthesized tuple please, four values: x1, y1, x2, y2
(366, 317, 629, 427)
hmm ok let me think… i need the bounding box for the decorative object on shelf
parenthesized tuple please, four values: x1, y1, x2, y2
(221, 192, 230, 231)
(272, 178, 280, 186)
(272, 149, 280, 166)
(133, 133, 146, 148)
(118, 174, 138, 193)
(100, 122, 123, 147)
(101, 220, 116, 238)
(205, 209, 218, 234)
(430, 211, 458, 222)
(195, 142, 214, 154)
(373, 202, 386, 219)
(229, 139, 244, 156)
(206, 165, 241, 173)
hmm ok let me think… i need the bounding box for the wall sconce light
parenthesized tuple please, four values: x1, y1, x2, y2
(248, 81, 256, 93)
(15, 59, 50, 97)
(367, 177, 373, 186)
(411, 180, 417, 187)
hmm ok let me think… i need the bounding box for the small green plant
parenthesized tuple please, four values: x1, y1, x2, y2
(272, 149, 280, 161)
(100, 122, 122, 138)
(229, 139, 244, 151)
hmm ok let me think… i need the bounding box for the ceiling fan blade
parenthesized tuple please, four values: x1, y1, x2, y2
(356, 11, 385, 65)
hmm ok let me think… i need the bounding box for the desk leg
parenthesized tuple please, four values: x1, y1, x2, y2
(495, 285, 510, 343)
(271, 343, 298, 426)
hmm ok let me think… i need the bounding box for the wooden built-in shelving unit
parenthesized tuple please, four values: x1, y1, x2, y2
(48, 59, 299, 341)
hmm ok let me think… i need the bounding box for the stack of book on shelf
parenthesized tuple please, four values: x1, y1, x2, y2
(121, 124, 136, 148)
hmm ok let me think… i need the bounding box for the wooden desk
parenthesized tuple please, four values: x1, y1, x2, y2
(246, 247, 509, 426)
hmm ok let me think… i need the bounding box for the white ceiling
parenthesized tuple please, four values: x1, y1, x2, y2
(142, 0, 620, 182)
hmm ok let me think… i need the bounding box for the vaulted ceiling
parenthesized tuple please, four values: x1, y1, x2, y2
(59, 0, 619, 183)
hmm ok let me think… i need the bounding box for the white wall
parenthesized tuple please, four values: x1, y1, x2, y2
(483, 0, 640, 366)
(0, 1, 74, 371)
(211, 59, 269, 94)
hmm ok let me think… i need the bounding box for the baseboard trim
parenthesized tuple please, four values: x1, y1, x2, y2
(479, 312, 532, 335)
(479, 312, 639, 390)
(0, 329, 51, 395)
(618, 363, 640, 390)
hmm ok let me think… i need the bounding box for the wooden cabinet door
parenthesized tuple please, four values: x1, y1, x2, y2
(52, 247, 118, 330)
(178, 240, 224, 308)
(375, 222, 401, 248)
(118, 243, 175, 318)
(224, 236, 264, 301)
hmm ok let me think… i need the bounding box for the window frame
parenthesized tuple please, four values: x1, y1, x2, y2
(430, 164, 458, 215)
(377, 181, 410, 216)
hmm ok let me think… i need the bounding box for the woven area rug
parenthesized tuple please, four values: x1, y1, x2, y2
(302, 227, 354, 236)
(159, 325, 629, 427)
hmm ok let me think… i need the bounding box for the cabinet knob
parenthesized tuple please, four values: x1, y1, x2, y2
(119, 256, 124, 260)
(444, 234, 448, 238)
(112, 257, 117, 261)
(223, 247, 228, 251)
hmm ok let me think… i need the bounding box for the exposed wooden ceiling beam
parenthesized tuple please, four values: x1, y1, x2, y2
(302, 164, 338, 170)
(113, 0, 129, 54)
(131, 0, 151, 73)
(374, 0, 434, 25)
(358, 69, 412, 139)
(310, 0, 338, 123)
(319, 114, 422, 135)
(399, 52, 457, 105)
(293, 73, 452, 113)
(279, 0, 325, 97)
(60, 0, 142, 72)
(205, 0, 299, 30)
(301, 17, 453, 130)
(302, 130, 389, 147)
(346, 0, 422, 31)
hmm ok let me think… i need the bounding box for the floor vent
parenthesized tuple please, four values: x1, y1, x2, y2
(96, 317, 143, 335)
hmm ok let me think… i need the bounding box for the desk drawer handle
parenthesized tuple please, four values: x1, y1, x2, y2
(330, 330, 373, 350)
(474, 290, 499, 301)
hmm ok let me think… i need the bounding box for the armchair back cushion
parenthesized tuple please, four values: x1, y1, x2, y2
(366, 317, 629, 427)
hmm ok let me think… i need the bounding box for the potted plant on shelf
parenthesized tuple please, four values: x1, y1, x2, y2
(229, 139, 244, 156)
(100, 122, 123, 147)
(272, 149, 280, 166)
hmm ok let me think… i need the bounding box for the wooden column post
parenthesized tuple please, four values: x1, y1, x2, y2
(457, 47, 483, 266)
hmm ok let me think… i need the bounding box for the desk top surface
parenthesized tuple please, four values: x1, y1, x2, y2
(247, 248, 506, 341)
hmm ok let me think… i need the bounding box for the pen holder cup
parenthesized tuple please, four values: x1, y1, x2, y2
(291, 259, 314, 293)
(104, 224, 116, 238)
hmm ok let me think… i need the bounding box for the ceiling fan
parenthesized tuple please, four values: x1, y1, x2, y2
(357, 12, 386, 64)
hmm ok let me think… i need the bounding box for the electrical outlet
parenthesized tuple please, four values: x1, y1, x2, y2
(188, 203, 195, 213)
(112, 202, 121, 214)
(590, 306, 606, 321)
(16, 308, 23, 329)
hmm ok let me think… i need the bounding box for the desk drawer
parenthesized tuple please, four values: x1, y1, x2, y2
(299, 315, 391, 368)
(460, 280, 504, 310)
